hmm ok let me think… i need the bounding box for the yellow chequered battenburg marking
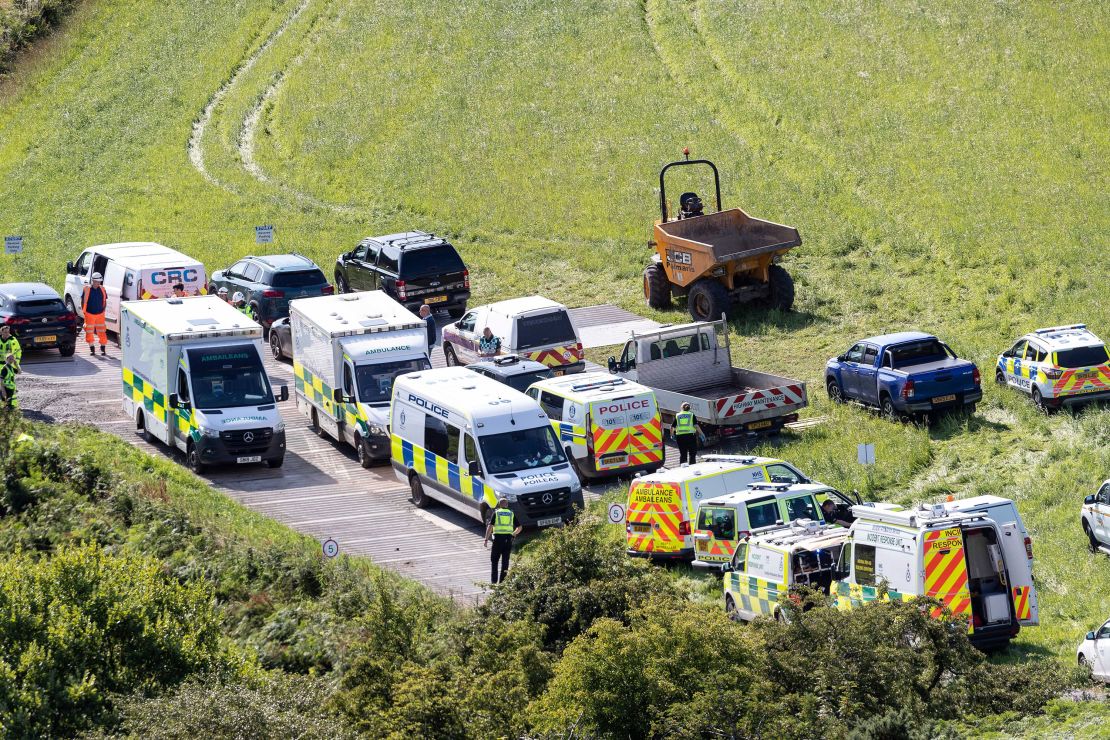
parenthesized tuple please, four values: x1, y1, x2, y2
(727, 573, 782, 616)
(121, 367, 167, 423)
(923, 527, 972, 629)
(294, 361, 336, 416)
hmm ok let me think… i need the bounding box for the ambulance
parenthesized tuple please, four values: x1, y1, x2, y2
(723, 519, 850, 622)
(693, 482, 860, 568)
(119, 296, 288, 473)
(524, 372, 663, 480)
(625, 455, 810, 560)
(290, 291, 429, 467)
(390, 368, 584, 527)
(996, 325, 1110, 409)
(835, 502, 1038, 649)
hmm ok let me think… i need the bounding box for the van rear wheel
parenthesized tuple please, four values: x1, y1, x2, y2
(137, 411, 155, 444)
(725, 594, 739, 622)
(310, 408, 326, 439)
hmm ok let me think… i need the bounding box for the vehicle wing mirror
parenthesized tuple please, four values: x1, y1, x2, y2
(332, 388, 353, 405)
(467, 461, 482, 477)
(837, 353, 847, 362)
(66, 261, 75, 275)
(1088, 631, 1097, 641)
(1085, 494, 1096, 505)
(607, 356, 617, 373)
(168, 393, 179, 410)
(277, 385, 289, 403)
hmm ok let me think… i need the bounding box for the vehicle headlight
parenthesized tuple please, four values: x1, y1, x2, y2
(198, 427, 220, 438)
(368, 425, 385, 436)
(274, 421, 285, 433)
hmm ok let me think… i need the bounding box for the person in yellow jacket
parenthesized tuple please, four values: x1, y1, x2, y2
(674, 401, 701, 465)
(483, 497, 523, 584)
(1, 352, 19, 409)
(82, 272, 109, 356)
(0, 324, 21, 369)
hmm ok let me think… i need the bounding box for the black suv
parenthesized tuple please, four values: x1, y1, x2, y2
(335, 231, 469, 318)
(208, 254, 332, 331)
(0, 282, 78, 357)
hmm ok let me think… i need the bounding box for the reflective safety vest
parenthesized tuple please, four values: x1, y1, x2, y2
(0, 362, 17, 389)
(675, 410, 695, 435)
(237, 304, 253, 318)
(0, 336, 20, 367)
(493, 507, 515, 535)
(83, 284, 107, 315)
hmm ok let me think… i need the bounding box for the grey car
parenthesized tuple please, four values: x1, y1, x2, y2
(209, 254, 332, 332)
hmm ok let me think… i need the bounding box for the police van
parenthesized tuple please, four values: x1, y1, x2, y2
(625, 454, 810, 560)
(391, 368, 584, 527)
(291, 291, 429, 467)
(120, 296, 288, 473)
(997, 324, 1110, 409)
(693, 482, 860, 568)
(723, 519, 850, 622)
(65, 242, 207, 334)
(524, 372, 663, 480)
(835, 502, 1038, 649)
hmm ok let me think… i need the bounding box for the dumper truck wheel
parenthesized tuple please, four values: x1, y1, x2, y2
(643, 264, 671, 309)
(765, 265, 795, 311)
(688, 279, 729, 323)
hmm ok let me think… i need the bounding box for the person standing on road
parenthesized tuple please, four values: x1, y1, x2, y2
(0, 353, 19, 410)
(0, 325, 21, 370)
(82, 272, 109, 356)
(478, 327, 501, 358)
(674, 401, 700, 465)
(217, 286, 230, 304)
(484, 497, 522, 584)
(232, 292, 254, 320)
(418, 304, 438, 350)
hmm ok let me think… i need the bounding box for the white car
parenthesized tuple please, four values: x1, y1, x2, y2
(1077, 619, 1110, 681)
(1081, 480, 1110, 553)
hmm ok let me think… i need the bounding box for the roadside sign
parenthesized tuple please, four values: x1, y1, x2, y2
(607, 502, 626, 525)
(322, 538, 339, 558)
(857, 443, 876, 466)
(4, 236, 22, 255)
(255, 225, 274, 244)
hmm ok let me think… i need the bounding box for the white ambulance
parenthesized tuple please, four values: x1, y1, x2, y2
(290, 291, 430, 467)
(65, 242, 207, 334)
(835, 502, 1038, 649)
(120, 296, 288, 473)
(524, 372, 663, 480)
(390, 368, 583, 527)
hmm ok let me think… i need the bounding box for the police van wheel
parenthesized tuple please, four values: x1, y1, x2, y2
(310, 409, 326, 439)
(410, 475, 430, 508)
(137, 411, 155, 444)
(186, 442, 207, 475)
(356, 435, 373, 469)
(444, 345, 459, 366)
(724, 595, 739, 621)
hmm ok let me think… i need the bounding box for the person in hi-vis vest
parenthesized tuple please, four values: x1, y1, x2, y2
(82, 272, 109, 356)
(674, 401, 703, 465)
(484, 497, 523, 584)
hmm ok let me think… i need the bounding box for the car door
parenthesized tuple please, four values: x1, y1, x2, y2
(240, 262, 264, 306)
(222, 260, 248, 296)
(839, 343, 866, 398)
(1096, 620, 1110, 679)
(453, 309, 481, 364)
(1022, 341, 1046, 387)
(375, 246, 400, 296)
(1003, 340, 1028, 389)
(856, 344, 881, 404)
(1095, 484, 1110, 545)
(346, 244, 373, 291)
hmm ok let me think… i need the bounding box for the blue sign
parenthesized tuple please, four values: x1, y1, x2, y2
(4, 236, 22, 255)
(255, 225, 274, 244)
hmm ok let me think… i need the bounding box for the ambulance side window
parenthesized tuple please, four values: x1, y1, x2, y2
(766, 463, 803, 484)
(176, 368, 191, 405)
(539, 391, 563, 420)
(854, 543, 877, 586)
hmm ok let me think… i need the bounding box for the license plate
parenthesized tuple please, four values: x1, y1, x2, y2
(1077, 371, 1097, 379)
(424, 295, 448, 304)
(34, 335, 57, 343)
(537, 516, 563, 527)
(601, 453, 628, 465)
(552, 369, 565, 377)
(631, 522, 652, 533)
(932, 394, 957, 404)
(237, 455, 262, 464)
(747, 419, 773, 430)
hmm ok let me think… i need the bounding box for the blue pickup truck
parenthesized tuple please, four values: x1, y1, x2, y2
(826, 332, 982, 420)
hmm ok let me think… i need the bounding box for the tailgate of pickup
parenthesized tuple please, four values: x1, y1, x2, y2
(708, 369, 808, 424)
(902, 359, 978, 401)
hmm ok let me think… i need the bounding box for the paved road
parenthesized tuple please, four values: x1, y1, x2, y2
(14, 305, 813, 602)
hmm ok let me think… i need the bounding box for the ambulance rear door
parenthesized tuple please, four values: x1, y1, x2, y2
(626, 479, 688, 558)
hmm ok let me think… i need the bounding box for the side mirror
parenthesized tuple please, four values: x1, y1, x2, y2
(1085, 494, 1096, 505)
(332, 388, 353, 405)
(1002, 350, 1012, 358)
(277, 385, 289, 403)
(837, 354, 847, 362)
(467, 461, 482, 477)
(454, 321, 463, 329)
(1087, 631, 1097, 641)
(168, 393, 179, 410)
(607, 356, 617, 373)
(66, 261, 75, 275)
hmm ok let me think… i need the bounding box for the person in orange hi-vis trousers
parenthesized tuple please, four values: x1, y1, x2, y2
(82, 272, 109, 356)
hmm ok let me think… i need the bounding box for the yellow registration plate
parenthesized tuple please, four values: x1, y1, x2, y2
(1077, 371, 1097, 380)
(424, 295, 448, 304)
(631, 522, 652, 533)
(747, 419, 773, 430)
(34, 335, 57, 343)
(932, 394, 957, 403)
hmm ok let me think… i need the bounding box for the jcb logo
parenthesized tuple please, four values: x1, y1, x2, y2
(666, 250, 692, 266)
(150, 268, 199, 285)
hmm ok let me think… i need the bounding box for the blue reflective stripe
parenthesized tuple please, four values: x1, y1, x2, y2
(402, 440, 414, 467)
(447, 461, 461, 491)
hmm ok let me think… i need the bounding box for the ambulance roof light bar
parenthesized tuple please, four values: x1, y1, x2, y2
(702, 454, 758, 465)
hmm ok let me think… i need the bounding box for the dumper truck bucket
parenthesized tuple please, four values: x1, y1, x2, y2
(654, 208, 801, 264)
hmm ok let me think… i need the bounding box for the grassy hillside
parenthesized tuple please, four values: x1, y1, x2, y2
(0, 0, 1107, 672)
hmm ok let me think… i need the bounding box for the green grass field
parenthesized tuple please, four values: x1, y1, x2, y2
(0, 0, 1107, 671)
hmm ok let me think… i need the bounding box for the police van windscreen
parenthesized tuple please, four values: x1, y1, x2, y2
(516, 311, 576, 349)
(14, 298, 67, 316)
(398, 246, 465, 278)
(356, 358, 431, 404)
(272, 269, 327, 288)
(187, 347, 272, 409)
(888, 339, 949, 368)
(479, 425, 567, 474)
(1056, 345, 1109, 369)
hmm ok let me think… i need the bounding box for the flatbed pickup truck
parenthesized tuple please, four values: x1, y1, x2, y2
(826, 331, 981, 420)
(607, 320, 807, 440)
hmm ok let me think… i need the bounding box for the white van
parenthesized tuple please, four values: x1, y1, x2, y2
(120, 296, 288, 473)
(441, 295, 584, 374)
(65, 242, 206, 334)
(525, 372, 663, 480)
(290, 291, 430, 466)
(391, 368, 583, 527)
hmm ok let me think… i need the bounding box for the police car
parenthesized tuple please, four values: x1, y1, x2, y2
(996, 325, 1110, 409)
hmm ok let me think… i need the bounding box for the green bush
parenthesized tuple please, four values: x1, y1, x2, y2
(0, 543, 223, 737)
(0, 0, 81, 74)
